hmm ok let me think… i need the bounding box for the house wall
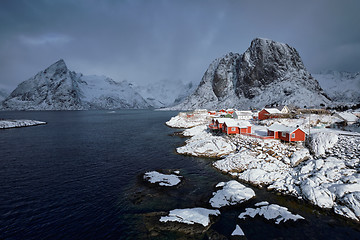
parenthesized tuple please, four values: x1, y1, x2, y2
(227, 127, 240, 134)
(278, 131, 289, 141)
(290, 129, 306, 141)
(258, 109, 269, 120)
(277, 129, 306, 142)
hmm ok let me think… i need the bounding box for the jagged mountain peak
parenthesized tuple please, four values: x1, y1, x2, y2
(171, 38, 330, 110)
(43, 59, 68, 74)
(1, 60, 150, 110)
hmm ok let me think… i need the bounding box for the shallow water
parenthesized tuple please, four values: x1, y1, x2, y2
(0, 110, 359, 239)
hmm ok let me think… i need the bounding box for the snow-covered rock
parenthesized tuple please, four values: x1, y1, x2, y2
(0, 119, 46, 129)
(166, 110, 210, 128)
(238, 202, 304, 224)
(300, 179, 335, 208)
(290, 148, 310, 166)
(1, 59, 150, 110)
(171, 38, 330, 110)
(159, 208, 220, 227)
(309, 132, 338, 157)
(176, 133, 236, 158)
(231, 225, 245, 237)
(143, 171, 182, 187)
(334, 192, 360, 221)
(209, 180, 255, 208)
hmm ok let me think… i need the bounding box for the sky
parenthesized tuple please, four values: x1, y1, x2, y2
(0, 0, 360, 91)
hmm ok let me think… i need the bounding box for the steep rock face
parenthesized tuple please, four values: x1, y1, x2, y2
(172, 38, 330, 110)
(2, 59, 150, 110)
(2, 60, 83, 110)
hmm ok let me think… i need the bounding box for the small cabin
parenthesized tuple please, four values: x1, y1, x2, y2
(258, 108, 282, 120)
(222, 119, 252, 135)
(267, 123, 306, 142)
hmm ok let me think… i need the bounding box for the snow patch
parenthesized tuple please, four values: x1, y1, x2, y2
(159, 208, 220, 227)
(209, 180, 255, 208)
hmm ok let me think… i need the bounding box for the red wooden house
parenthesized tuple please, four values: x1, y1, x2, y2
(258, 108, 282, 120)
(222, 119, 252, 135)
(267, 123, 306, 142)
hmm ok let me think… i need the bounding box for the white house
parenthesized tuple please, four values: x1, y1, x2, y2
(233, 111, 253, 120)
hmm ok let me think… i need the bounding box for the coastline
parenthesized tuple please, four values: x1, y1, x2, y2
(0, 119, 47, 129)
(166, 110, 360, 222)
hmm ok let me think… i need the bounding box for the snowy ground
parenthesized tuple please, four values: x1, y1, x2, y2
(0, 119, 46, 129)
(168, 111, 360, 222)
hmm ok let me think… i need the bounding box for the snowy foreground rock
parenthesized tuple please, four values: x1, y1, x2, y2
(0, 120, 46, 129)
(209, 180, 255, 208)
(143, 171, 182, 187)
(239, 202, 304, 224)
(159, 208, 220, 227)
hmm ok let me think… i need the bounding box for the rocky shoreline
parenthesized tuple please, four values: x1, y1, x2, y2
(166, 111, 360, 222)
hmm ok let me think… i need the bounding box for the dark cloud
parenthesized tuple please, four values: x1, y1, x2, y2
(0, 0, 359, 90)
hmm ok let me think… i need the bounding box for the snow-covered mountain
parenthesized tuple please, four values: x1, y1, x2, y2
(313, 71, 360, 105)
(134, 80, 196, 108)
(1, 59, 151, 110)
(171, 38, 331, 110)
(0, 88, 10, 102)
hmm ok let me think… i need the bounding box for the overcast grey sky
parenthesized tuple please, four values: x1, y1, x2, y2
(1, 0, 359, 90)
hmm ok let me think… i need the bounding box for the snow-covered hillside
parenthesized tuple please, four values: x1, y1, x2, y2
(313, 71, 360, 105)
(170, 38, 331, 110)
(134, 80, 196, 108)
(1, 60, 150, 110)
(0, 88, 10, 102)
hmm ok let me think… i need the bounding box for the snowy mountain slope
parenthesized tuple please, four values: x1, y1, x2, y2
(1, 59, 150, 110)
(171, 38, 331, 110)
(313, 71, 360, 104)
(134, 80, 196, 108)
(0, 88, 10, 102)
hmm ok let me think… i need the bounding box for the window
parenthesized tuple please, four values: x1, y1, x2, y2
(291, 133, 295, 138)
(282, 132, 286, 137)
(231, 127, 236, 131)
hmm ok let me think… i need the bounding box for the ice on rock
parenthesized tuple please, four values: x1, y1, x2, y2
(209, 180, 255, 208)
(239, 202, 304, 224)
(143, 171, 182, 186)
(159, 208, 220, 227)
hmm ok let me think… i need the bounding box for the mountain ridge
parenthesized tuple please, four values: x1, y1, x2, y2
(170, 38, 331, 110)
(1, 59, 151, 110)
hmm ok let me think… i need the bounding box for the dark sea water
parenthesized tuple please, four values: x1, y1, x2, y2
(0, 110, 359, 240)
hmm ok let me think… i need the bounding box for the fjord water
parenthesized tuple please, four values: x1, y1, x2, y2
(0, 110, 359, 240)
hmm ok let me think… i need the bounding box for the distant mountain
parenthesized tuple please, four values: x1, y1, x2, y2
(170, 38, 331, 110)
(0, 88, 10, 102)
(313, 71, 360, 105)
(1, 59, 151, 110)
(134, 80, 196, 108)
